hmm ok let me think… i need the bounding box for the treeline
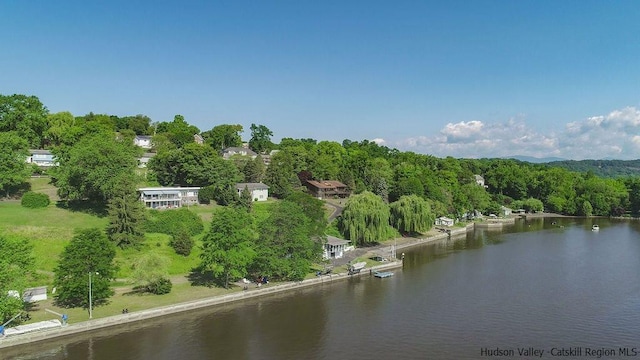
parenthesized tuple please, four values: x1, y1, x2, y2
(547, 159, 640, 178)
(3, 93, 640, 220)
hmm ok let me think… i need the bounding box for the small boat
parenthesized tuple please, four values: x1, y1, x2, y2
(373, 271, 394, 278)
(592, 225, 600, 231)
(348, 262, 367, 275)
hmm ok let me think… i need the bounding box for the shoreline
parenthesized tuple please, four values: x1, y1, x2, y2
(0, 261, 402, 349)
(0, 213, 565, 350)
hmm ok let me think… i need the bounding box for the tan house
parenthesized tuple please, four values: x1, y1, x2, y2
(305, 180, 350, 199)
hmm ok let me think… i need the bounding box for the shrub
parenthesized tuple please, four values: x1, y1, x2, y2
(143, 208, 204, 236)
(21, 191, 50, 208)
(198, 185, 216, 205)
(146, 277, 172, 295)
(170, 227, 194, 256)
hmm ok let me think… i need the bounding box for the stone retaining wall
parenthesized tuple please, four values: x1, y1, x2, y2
(0, 261, 402, 349)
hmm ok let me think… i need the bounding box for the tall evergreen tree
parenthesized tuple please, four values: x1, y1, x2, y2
(106, 175, 146, 249)
(239, 186, 253, 212)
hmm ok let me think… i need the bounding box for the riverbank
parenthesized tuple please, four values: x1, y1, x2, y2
(0, 213, 546, 349)
(0, 261, 401, 349)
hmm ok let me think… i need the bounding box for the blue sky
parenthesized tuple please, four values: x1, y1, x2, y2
(2, 1, 640, 159)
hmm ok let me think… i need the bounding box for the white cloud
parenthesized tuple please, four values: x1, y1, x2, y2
(371, 138, 386, 145)
(395, 106, 640, 160)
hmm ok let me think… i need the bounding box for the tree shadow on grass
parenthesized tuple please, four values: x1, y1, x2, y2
(56, 200, 108, 217)
(187, 268, 225, 288)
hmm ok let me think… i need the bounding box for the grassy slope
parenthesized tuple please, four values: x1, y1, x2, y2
(2, 182, 319, 323)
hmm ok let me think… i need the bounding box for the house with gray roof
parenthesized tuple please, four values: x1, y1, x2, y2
(235, 182, 269, 201)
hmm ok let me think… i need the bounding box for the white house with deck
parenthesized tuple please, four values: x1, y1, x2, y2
(138, 187, 200, 209)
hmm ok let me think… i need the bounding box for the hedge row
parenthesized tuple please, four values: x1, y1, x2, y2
(143, 208, 204, 236)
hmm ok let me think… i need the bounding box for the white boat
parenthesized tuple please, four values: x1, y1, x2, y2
(348, 262, 367, 275)
(592, 225, 600, 231)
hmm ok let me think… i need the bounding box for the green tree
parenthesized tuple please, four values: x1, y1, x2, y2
(339, 191, 391, 246)
(309, 141, 345, 180)
(201, 124, 243, 150)
(131, 252, 172, 294)
(106, 175, 146, 249)
(243, 155, 265, 183)
(239, 186, 253, 212)
(45, 111, 84, 147)
(285, 191, 327, 236)
(248, 123, 273, 154)
(459, 183, 492, 214)
(263, 151, 301, 198)
(391, 176, 424, 202)
(0, 236, 35, 324)
(149, 143, 241, 188)
(0, 132, 30, 197)
(51, 133, 140, 201)
(200, 207, 257, 288)
(54, 228, 117, 309)
(0, 94, 48, 148)
(580, 200, 593, 217)
(170, 227, 195, 256)
(156, 115, 201, 148)
(252, 201, 322, 281)
(390, 195, 435, 234)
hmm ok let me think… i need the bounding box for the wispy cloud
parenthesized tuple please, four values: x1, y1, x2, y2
(394, 106, 640, 160)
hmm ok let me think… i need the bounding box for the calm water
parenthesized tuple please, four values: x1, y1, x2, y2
(5, 218, 640, 359)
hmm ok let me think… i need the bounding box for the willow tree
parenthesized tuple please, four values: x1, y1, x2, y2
(339, 191, 390, 246)
(390, 195, 435, 234)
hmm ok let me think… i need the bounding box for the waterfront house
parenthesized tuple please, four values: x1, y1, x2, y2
(194, 134, 204, 145)
(235, 182, 269, 201)
(435, 216, 454, 227)
(323, 236, 350, 260)
(138, 187, 200, 209)
(134, 135, 153, 149)
(501, 206, 513, 216)
(222, 147, 257, 160)
(305, 180, 350, 199)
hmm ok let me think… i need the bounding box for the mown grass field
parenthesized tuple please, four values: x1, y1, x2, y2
(3, 179, 356, 323)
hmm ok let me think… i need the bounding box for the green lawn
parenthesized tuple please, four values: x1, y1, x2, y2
(2, 186, 336, 325)
(0, 202, 109, 273)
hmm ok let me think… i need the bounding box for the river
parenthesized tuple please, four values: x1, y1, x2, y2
(4, 217, 640, 359)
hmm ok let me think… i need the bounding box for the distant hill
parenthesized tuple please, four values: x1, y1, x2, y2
(546, 159, 640, 178)
(505, 155, 567, 163)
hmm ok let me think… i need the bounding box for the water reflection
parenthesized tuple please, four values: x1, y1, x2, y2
(5, 217, 640, 360)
